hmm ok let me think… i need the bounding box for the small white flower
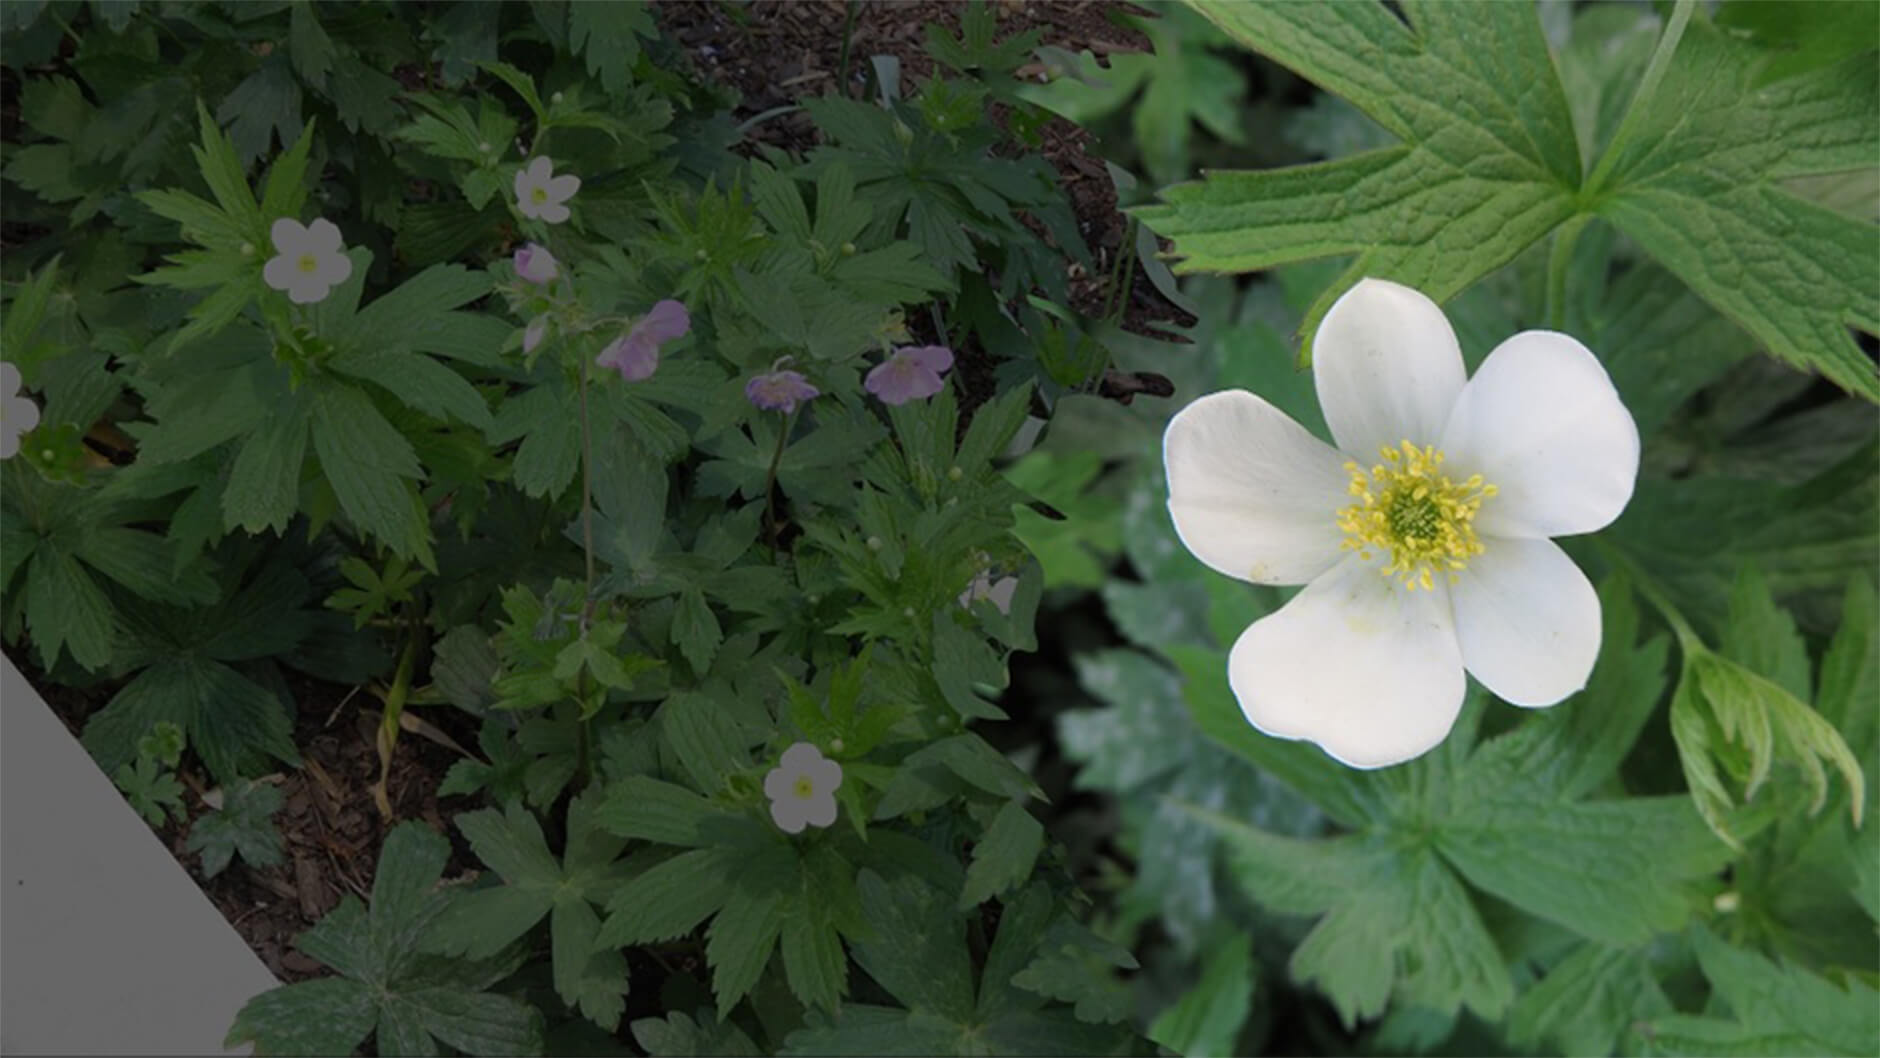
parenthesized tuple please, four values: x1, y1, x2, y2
(1, 362, 41, 460)
(958, 571, 1019, 615)
(261, 218, 353, 304)
(1164, 278, 1639, 769)
(763, 742, 842, 834)
(514, 156, 580, 223)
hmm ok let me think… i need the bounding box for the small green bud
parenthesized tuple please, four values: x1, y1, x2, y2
(830, 738, 845, 753)
(947, 465, 963, 481)
(866, 536, 884, 551)
(239, 242, 255, 257)
(841, 242, 856, 256)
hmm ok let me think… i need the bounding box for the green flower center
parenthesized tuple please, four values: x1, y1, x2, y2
(531, 187, 549, 204)
(296, 253, 319, 274)
(1336, 440, 1497, 591)
(792, 775, 815, 800)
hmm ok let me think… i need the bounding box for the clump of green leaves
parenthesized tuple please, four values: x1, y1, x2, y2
(113, 721, 187, 827)
(226, 823, 543, 1057)
(187, 778, 286, 879)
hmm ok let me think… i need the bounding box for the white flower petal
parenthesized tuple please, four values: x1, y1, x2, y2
(1313, 278, 1467, 459)
(269, 217, 309, 254)
(811, 757, 842, 792)
(769, 800, 808, 834)
(285, 274, 328, 304)
(261, 255, 298, 292)
(538, 201, 571, 224)
(1227, 555, 1466, 768)
(1452, 536, 1601, 708)
(2, 361, 24, 396)
(305, 218, 344, 253)
(986, 576, 1019, 615)
(1164, 389, 1351, 585)
(779, 742, 822, 772)
(8, 395, 40, 434)
(1440, 330, 1638, 539)
(547, 173, 581, 202)
(763, 767, 793, 801)
(316, 251, 353, 289)
(802, 794, 838, 829)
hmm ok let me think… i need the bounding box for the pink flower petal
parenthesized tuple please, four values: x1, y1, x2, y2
(632, 300, 691, 345)
(903, 345, 954, 374)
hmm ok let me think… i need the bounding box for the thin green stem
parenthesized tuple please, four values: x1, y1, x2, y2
(1593, 538, 1704, 653)
(1544, 214, 1591, 332)
(1583, 0, 1695, 196)
(1100, 218, 1137, 321)
(836, 0, 861, 98)
(577, 355, 596, 629)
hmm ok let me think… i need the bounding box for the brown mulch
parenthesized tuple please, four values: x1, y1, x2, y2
(35, 666, 479, 985)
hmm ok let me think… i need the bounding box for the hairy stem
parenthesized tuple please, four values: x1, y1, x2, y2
(578, 355, 596, 629)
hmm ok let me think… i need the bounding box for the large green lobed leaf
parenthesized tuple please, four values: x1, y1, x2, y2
(1139, 0, 1880, 398)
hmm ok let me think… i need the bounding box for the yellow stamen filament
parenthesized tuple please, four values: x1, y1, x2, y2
(296, 253, 319, 274)
(1336, 440, 1497, 591)
(792, 775, 815, 799)
(531, 187, 549, 204)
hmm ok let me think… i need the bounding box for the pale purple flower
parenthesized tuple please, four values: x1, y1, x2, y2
(596, 300, 690, 382)
(514, 156, 580, 223)
(865, 345, 954, 405)
(745, 369, 820, 414)
(763, 742, 842, 834)
(1, 362, 40, 460)
(514, 243, 559, 284)
(261, 218, 352, 304)
(523, 316, 548, 354)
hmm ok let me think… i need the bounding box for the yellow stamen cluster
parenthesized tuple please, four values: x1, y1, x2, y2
(296, 253, 319, 274)
(792, 775, 816, 799)
(1336, 440, 1497, 591)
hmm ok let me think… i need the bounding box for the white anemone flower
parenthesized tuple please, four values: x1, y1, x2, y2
(514, 157, 580, 223)
(262, 218, 353, 305)
(1, 362, 41, 460)
(1164, 278, 1639, 769)
(763, 742, 842, 834)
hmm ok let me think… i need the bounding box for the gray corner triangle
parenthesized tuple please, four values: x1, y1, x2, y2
(2, 650, 278, 1056)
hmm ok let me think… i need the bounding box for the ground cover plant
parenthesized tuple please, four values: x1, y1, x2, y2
(0, 1, 1874, 1057)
